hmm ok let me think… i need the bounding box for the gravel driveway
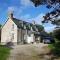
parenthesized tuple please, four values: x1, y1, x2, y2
(8, 43, 49, 60)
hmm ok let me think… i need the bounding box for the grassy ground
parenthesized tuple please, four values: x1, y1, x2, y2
(48, 42, 60, 60)
(0, 45, 11, 60)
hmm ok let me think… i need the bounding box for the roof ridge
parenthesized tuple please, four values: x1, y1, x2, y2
(13, 18, 32, 24)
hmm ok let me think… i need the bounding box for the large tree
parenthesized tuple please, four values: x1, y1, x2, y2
(30, 0, 60, 58)
(30, 0, 60, 26)
(53, 28, 60, 40)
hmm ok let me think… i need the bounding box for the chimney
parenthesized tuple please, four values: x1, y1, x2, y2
(8, 11, 13, 19)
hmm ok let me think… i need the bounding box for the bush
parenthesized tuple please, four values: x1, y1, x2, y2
(48, 39, 60, 58)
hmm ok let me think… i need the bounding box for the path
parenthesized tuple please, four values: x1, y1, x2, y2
(8, 43, 50, 60)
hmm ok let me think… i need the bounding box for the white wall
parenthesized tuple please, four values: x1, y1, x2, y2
(27, 34, 35, 43)
(1, 18, 17, 45)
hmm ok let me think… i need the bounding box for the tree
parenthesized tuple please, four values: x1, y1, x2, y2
(35, 25, 44, 32)
(0, 24, 2, 28)
(30, 1, 60, 58)
(53, 28, 60, 40)
(30, 0, 60, 26)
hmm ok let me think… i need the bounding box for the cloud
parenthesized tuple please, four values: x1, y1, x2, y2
(31, 14, 45, 24)
(7, 6, 23, 17)
(8, 6, 15, 12)
(44, 26, 55, 32)
(20, 0, 34, 7)
(18, 13, 45, 24)
(7, 0, 34, 18)
(20, 14, 31, 19)
(30, 14, 56, 32)
(43, 23, 56, 32)
(20, 14, 31, 22)
(7, 7, 55, 33)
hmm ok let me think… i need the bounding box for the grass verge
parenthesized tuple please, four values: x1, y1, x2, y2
(0, 45, 11, 60)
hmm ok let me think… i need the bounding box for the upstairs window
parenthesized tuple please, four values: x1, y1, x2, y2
(12, 24, 14, 31)
(24, 25, 26, 29)
(28, 31, 31, 37)
(11, 33, 14, 41)
(28, 33, 31, 37)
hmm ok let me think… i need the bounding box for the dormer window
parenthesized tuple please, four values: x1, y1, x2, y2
(24, 25, 26, 29)
(19, 21, 23, 27)
(35, 26, 38, 31)
(22, 22, 23, 27)
(28, 31, 31, 37)
(31, 27, 33, 31)
(36, 28, 38, 31)
(29, 24, 31, 29)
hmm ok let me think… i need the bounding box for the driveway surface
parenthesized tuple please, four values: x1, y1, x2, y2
(8, 43, 49, 60)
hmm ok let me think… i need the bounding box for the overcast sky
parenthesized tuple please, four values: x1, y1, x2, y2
(0, 0, 56, 32)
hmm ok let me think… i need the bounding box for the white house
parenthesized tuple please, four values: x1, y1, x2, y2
(1, 12, 43, 45)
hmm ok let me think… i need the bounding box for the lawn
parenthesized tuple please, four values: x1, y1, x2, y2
(0, 45, 11, 60)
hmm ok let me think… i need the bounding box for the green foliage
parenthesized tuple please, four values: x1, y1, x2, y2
(48, 29, 60, 58)
(0, 24, 2, 28)
(0, 45, 11, 60)
(36, 25, 44, 31)
(48, 41, 60, 57)
(48, 37, 60, 60)
(30, 0, 60, 26)
(53, 29, 60, 40)
(52, 42, 60, 56)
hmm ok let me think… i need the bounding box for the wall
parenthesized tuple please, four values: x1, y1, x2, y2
(17, 28, 22, 44)
(27, 34, 35, 43)
(1, 18, 17, 45)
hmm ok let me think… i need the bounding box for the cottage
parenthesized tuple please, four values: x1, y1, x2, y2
(1, 12, 44, 45)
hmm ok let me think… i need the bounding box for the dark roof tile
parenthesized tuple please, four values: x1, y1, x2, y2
(12, 18, 44, 32)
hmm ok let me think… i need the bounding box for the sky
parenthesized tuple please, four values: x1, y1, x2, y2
(0, 0, 56, 32)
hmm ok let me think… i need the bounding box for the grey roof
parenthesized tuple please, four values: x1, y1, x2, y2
(13, 18, 44, 32)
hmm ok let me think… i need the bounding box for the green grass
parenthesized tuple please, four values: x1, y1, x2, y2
(48, 44, 54, 49)
(48, 41, 60, 57)
(0, 45, 11, 60)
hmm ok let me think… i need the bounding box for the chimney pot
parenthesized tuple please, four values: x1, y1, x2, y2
(8, 11, 13, 19)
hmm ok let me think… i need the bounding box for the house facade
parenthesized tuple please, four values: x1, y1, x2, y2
(1, 12, 43, 45)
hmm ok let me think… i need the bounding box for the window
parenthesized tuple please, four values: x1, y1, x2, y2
(28, 34, 31, 37)
(31, 27, 33, 31)
(12, 24, 14, 31)
(11, 33, 14, 41)
(24, 25, 26, 29)
(28, 31, 31, 37)
(12, 33, 14, 39)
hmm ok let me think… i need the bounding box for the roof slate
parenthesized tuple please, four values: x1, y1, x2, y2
(13, 18, 44, 32)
